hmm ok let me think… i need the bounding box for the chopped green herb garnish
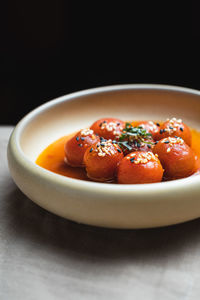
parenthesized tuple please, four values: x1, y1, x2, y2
(117, 122, 153, 153)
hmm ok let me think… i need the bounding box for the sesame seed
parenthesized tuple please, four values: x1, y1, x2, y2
(166, 118, 183, 133)
(160, 136, 184, 152)
(117, 149, 122, 153)
(95, 139, 117, 157)
(90, 148, 93, 152)
(147, 144, 151, 148)
(160, 129, 163, 134)
(130, 158, 135, 162)
(156, 123, 160, 126)
(81, 128, 94, 136)
(180, 127, 184, 132)
(99, 121, 122, 135)
(76, 136, 79, 141)
(98, 152, 105, 157)
(154, 141, 158, 145)
(131, 151, 157, 164)
(80, 137, 85, 141)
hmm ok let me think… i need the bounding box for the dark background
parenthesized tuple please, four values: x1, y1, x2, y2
(1, 2, 200, 125)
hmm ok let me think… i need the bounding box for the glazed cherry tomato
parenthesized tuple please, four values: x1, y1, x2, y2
(90, 118, 125, 140)
(121, 139, 154, 156)
(83, 139, 124, 182)
(155, 117, 192, 146)
(153, 137, 196, 179)
(118, 123, 155, 155)
(117, 151, 163, 184)
(132, 120, 160, 140)
(65, 128, 99, 167)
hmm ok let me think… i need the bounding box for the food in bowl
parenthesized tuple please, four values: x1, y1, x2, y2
(36, 117, 200, 184)
(64, 128, 100, 167)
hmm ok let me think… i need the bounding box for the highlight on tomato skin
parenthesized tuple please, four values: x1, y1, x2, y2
(83, 139, 124, 182)
(155, 117, 192, 146)
(117, 151, 164, 184)
(132, 120, 160, 140)
(153, 137, 196, 180)
(65, 128, 100, 167)
(90, 118, 125, 140)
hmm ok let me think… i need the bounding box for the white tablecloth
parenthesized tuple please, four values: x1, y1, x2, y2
(1, 126, 200, 300)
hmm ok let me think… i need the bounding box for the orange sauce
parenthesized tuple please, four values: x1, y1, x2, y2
(36, 129, 200, 181)
(36, 133, 89, 181)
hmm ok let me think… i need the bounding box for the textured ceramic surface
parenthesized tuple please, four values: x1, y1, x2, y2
(7, 84, 200, 228)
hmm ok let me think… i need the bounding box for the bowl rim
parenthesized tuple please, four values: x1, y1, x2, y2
(9, 83, 200, 195)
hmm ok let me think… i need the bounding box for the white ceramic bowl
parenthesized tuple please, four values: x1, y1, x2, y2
(7, 84, 200, 228)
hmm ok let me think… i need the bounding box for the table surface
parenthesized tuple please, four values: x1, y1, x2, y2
(1, 126, 200, 300)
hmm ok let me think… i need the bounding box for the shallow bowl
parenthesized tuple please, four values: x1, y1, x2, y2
(7, 84, 200, 228)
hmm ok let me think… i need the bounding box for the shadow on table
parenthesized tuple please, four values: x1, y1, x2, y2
(5, 184, 200, 263)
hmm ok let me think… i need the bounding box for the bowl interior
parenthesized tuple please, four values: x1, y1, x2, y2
(19, 87, 200, 162)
